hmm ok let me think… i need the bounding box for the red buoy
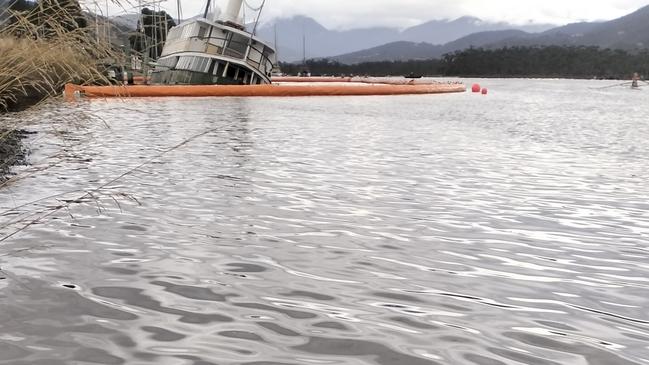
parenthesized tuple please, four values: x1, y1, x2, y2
(471, 84, 481, 93)
(481, 88, 488, 95)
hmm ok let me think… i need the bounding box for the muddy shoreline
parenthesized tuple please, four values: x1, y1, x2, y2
(1, 87, 49, 113)
(0, 128, 30, 181)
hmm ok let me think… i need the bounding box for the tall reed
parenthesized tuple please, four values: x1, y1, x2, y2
(0, 2, 118, 112)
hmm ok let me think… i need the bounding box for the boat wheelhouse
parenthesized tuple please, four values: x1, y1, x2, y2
(151, 0, 276, 85)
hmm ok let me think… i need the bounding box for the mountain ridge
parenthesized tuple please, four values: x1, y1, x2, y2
(329, 5, 649, 64)
(256, 15, 554, 62)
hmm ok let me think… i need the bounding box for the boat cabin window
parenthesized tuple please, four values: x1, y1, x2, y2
(225, 32, 250, 59)
(262, 45, 274, 57)
(213, 61, 224, 76)
(176, 56, 211, 73)
(198, 26, 208, 39)
(157, 56, 178, 69)
(176, 56, 190, 70)
(226, 64, 238, 79)
(242, 71, 251, 84)
(247, 47, 262, 65)
(192, 57, 211, 73)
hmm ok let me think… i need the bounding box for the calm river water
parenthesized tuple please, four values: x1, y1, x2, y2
(1, 79, 648, 365)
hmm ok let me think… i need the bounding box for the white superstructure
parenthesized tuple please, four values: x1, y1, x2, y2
(152, 0, 276, 85)
(222, 0, 244, 24)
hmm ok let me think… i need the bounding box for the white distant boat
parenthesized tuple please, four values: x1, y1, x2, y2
(152, 0, 276, 85)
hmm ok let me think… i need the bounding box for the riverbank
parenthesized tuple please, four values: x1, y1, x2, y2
(0, 36, 106, 112)
(0, 12, 117, 179)
(0, 33, 80, 179)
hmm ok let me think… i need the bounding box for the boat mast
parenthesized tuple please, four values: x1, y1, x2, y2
(105, 0, 110, 43)
(94, 2, 99, 44)
(203, 0, 211, 19)
(302, 23, 306, 66)
(249, 0, 266, 36)
(274, 23, 278, 50)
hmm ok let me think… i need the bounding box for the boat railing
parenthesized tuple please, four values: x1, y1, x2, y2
(163, 35, 275, 77)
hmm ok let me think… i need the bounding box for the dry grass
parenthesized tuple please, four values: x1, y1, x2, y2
(0, 36, 102, 111)
(0, 4, 118, 112)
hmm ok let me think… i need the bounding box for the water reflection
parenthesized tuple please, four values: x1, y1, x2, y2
(1, 80, 649, 364)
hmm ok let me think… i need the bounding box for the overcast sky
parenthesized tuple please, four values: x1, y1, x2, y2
(105, 0, 649, 29)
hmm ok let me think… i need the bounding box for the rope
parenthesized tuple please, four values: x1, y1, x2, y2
(589, 81, 632, 90)
(250, 0, 266, 36)
(244, 0, 265, 12)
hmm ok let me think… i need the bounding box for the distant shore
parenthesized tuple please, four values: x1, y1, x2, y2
(282, 46, 648, 81)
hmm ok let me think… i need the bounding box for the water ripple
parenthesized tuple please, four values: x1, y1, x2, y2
(1, 80, 649, 364)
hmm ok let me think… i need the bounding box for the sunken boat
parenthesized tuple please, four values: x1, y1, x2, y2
(151, 0, 276, 86)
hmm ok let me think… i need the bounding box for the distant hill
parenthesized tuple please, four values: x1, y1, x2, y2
(583, 5, 649, 49)
(331, 5, 649, 64)
(515, 4, 649, 49)
(332, 30, 533, 64)
(332, 41, 443, 64)
(255, 15, 553, 62)
(399, 16, 549, 45)
(442, 29, 532, 51)
(539, 22, 602, 37)
(110, 14, 140, 30)
(256, 15, 404, 62)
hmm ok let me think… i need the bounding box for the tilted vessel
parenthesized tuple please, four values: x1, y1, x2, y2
(151, 0, 276, 85)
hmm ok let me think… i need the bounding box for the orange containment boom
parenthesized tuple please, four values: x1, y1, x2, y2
(64, 82, 466, 99)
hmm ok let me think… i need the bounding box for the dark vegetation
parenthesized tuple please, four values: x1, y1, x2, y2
(128, 8, 176, 60)
(282, 46, 649, 79)
(0, 129, 30, 181)
(441, 46, 649, 79)
(5, 0, 34, 11)
(280, 59, 445, 77)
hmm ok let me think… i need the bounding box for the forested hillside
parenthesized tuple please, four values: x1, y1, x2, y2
(281, 46, 649, 79)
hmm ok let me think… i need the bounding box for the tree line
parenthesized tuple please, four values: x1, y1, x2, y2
(280, 59, 445, 78)
(281, 46, 649, 79)
(129, 8, 176, 59)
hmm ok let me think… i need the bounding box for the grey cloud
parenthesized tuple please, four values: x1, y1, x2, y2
(106, 0, 649, 29)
